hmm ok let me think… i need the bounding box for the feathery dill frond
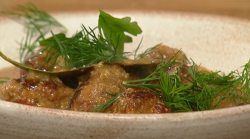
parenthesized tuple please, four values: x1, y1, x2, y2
(1, 3, 66, 63)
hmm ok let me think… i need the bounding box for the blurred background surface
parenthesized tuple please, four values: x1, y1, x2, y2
(0, 0, 250, 20)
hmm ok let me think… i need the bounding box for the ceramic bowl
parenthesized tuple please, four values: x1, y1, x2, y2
(0, 12, 250, 139)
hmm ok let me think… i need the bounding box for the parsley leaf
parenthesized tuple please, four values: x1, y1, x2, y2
(98, 10, 142, 53)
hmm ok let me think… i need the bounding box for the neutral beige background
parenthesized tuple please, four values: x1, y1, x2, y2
(0, 0, 250, 20)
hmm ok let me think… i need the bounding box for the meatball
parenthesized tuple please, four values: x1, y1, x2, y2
(143, 45, 188, 64)
(121, 45, 189, 66)
(70, 63, 129, 112)
(0, 71, 75, 109)
(121, 45, 189, 80)
(110, 88, 170, 113)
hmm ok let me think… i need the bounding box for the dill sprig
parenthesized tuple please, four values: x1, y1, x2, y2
(159, 71, 193, 112)
(230, 60, 250, 104)
(40, 25, 131, 70)
(186, 63, 228, 110)
(91, 92, 123, 112)
(123, 52, 250, 112)
(1, 3, 66, 63)
(123, 54, 194, 112)
(2, 5, 142, 70)
(38, 10, 142, 70)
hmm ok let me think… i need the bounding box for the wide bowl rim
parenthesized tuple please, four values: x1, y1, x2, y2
(1, 98, 250, 122)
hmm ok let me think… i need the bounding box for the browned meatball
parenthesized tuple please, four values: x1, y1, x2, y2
(120, 45, 189, 80)
(70, 63, 129, 112)
(0, 71, 75, 109)
(143, 45, 188, 64)
(121, 45, 188, 66)
(110, 88, 170, 113)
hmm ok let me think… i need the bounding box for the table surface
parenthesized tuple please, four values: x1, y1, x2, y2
(0, 0, 250, 20)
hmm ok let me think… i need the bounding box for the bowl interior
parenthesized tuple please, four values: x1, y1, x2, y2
(0, 12, 250, 139)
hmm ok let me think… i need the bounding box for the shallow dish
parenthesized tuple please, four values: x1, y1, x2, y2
(0, 12, 250, 139)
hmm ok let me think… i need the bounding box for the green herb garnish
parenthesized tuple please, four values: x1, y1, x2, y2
(1, 3, 66, 63)
(98, 10, 142, 53)
(91, 92, 123, 112)
(39, 11, 142, 69)
(1, 4, 142, 71)
(39, 25, 131, 69)
(122, 52, 250, 112)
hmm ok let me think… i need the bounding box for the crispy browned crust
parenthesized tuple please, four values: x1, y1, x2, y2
(110, 88, 170, 113)
(0, 71, 75, 109)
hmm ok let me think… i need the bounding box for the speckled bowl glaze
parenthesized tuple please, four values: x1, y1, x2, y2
(0, 12, 250, 139)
